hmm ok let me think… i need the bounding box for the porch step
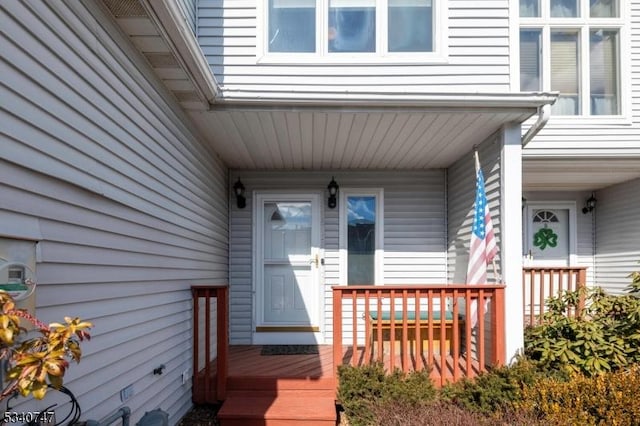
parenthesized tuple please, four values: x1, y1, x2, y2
(218, 392, 337, 426)
(227, 376, 335, 392)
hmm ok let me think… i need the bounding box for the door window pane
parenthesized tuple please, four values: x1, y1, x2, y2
(590, 29, 619, 115)
(269, 0, 316, 52)
(329, 0, 375, 52)
(388, 0, 432, 52)
(347, 196, 375, 285)
(264, 202, 312, 259)
(590, 0, 618, 17)
(520, 0, 540, 17)
(520, 29, 542, 91)
(551, 30, 580, 115)
(551, 0, 578, 17)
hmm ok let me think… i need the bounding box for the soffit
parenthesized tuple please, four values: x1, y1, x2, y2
(101, 0, 209, 110)
(188, 108, 535, 169)
(523, 158, 640, 191)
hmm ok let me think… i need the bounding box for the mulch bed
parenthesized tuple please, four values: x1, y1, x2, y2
(177, 404, 220, 426)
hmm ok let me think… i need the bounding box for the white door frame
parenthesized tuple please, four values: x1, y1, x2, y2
(524, 201, 578, 266)
(252, 191, 324, 344)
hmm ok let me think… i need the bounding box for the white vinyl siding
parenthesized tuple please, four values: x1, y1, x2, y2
(198, 0, 512, 93)
(0, 1, 227, 424)
(594, 178, 640, 294)
(228, 170, 447, 344)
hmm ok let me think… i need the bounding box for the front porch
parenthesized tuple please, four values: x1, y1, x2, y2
(191, 265, 587, 424)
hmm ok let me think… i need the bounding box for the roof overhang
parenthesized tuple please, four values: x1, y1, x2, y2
(101, 0, 558, 170)
(523, 157, 640, 191)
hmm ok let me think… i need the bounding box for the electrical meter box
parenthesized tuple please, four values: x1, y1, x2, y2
(0, 238, 37, 320)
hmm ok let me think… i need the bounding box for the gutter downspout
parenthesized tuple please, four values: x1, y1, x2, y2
(521, 104, 551, 146)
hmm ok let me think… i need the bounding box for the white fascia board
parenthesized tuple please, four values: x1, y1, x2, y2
(141, 0, 221, 104)
(215, 90, 559, 110)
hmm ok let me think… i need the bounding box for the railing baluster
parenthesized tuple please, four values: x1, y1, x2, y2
(364, 290, 371, 364)
(351, 289, 357, 366)
(402, 290, 409, 372)
(478, 289, 485, 371)
(452, 289, 459, 381)
(465, 288, 472, 378)
(376, 290, 383, 363)
(415, 289, 422, 371)
(390, 289, 396, 372)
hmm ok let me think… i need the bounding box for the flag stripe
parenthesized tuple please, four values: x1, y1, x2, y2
(466, 155, 497, 328)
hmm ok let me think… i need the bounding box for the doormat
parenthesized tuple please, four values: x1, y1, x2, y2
(260, 345, 319, 356)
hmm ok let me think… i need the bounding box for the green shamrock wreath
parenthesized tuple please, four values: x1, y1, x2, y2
(533, 228, 558, 250)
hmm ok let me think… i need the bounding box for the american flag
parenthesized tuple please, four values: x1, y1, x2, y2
(467, 152, 498, 327)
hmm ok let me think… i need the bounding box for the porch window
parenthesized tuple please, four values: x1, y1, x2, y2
(519, 0, 623, 116)
(340, 189, 383, 285)
(264, 0, 439, 58)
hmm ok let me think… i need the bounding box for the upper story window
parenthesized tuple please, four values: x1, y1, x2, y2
(265, 0, 436, 58)
(519, 0, 623, 116)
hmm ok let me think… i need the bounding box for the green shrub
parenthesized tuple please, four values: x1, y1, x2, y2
(368, 400, 497, 426)
(519, 365, 640, 426)
(337, 363, 437, 426)
(440, 357, 554, 416)
(525, 280, 640, 376)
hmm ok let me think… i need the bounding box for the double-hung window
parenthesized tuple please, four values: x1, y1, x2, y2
(519, 0, 624, 116)
(265, 0, 438, 58)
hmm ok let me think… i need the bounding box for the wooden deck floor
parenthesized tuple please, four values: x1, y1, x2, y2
(204, 345, 483, 425)
(196, 344, 482, 400)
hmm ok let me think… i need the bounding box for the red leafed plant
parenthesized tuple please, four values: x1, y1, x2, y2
(0, 286, 92, 400)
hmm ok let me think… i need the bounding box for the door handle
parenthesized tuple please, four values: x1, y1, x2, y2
(309, 254, 320, 267)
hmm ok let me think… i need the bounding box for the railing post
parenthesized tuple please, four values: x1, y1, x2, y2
(191, 288, 201, 403)
(333, 287, 343, 388)
(216, 287, 229, 401)
(577, 268, 587, 315)
(493, 286, 506, 365)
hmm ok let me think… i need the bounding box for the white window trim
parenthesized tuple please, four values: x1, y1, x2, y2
(256, 0, 448, 64)
(339, 188, 384, 285)
(515, 0, 630, 123)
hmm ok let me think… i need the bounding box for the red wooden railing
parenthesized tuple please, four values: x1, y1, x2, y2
(191, 285, 229, 403)
(332, 285, 505, 387)
(522, 267, 587, 326)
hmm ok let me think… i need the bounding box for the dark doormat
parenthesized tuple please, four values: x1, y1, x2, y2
(260, 345, 319, 356)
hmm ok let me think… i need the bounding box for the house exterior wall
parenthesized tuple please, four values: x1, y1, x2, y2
(198, 0, 511, 93)
(228, 170, 447, 344)
(522, 1, 640, 157)
(0, 1, 227, 423)
(594, 178, 640, 294)
(177, 0, 198, 34)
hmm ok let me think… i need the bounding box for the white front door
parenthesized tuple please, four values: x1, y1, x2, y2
(253, 193, 323, 344)
(525, 203, 576, 266)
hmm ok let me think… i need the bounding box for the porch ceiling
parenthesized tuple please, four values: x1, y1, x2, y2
(523, 158, 640, 191)
(189, 108, 534, 169)
(102, 0, 551, 170)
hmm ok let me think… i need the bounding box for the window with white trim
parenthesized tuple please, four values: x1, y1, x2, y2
(519, 0, 623, 116)
(339, 189, 384, 285)
(266, 0, 437, 56)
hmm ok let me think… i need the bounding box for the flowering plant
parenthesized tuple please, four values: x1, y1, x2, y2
(0, 285, 92, 400)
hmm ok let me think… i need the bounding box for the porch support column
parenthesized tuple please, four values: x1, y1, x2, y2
(500, 123, 524, 362)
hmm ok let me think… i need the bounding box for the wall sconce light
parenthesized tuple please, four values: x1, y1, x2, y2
(327, 177, 339, 209)
(582, 192, 597, 214)
(233, 178, 246, 209)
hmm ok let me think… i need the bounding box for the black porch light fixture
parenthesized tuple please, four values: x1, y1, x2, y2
(582, 192, 597, 214)
(233, 178, 246, 209)
(327, 177, 339, 209)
